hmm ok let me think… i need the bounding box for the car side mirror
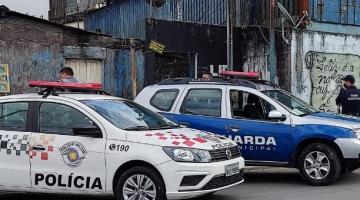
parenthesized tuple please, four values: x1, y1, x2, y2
(268, 110, 286, 121)
(73, 125, 102, 138)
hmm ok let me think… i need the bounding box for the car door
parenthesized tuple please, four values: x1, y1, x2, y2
(0, 102, 32, 189)
(171, 86, 229, 135)
(30, 101, 106, 194)
(226, 87, 293, 163)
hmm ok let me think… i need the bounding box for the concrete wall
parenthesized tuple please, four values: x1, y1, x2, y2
(290, 29, 360, 112)
(240, 29, 292, 91)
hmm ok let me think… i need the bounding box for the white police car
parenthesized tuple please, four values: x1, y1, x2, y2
(0, 81, 245, 200)
(136, 78, 360, 186)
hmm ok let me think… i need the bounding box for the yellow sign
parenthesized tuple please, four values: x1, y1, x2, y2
(149, 40, 166, 54)
(0, 64, 10, 93)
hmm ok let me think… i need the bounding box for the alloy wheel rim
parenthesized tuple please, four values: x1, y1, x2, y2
(304, 151, 331, 180)
(123, 174, 157, 200)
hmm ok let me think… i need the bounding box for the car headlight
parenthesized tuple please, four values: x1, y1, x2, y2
(163, 147, 212, 163)
(353, 128, 360, 139)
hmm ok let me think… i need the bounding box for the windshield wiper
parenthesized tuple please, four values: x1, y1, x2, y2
(123, 126, 149, 131)
(299, 111, 319, 117)
(160, 124, 180, 129)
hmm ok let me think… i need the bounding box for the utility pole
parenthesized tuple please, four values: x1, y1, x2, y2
(226, 0, 234, 71)
(149, 0, 153, 19)
(130, 39, 137, 100)
(76, 0, 80, 28)
(269, 0, 277, 82)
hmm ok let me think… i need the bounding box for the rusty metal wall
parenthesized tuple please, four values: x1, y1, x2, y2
(49, 0, 107, 22)
(65, 0, 107, 15)
(239, 0, 302, 26)
(49, 0, 66, 21)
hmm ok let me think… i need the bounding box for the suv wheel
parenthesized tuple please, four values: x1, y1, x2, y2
(115, 166, 166, 200)
(298, 143, 342, 186)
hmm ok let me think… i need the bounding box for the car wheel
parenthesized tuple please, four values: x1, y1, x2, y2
(298, 143, 342, 186)
(115, 166, 166, 200)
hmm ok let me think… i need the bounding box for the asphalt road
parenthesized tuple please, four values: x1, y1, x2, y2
(1, 167, 360, 200)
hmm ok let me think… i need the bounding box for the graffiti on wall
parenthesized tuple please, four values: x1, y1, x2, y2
(305, 51, 360, 112)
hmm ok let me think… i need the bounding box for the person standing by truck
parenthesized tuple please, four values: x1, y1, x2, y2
(335, 75, 360, 116)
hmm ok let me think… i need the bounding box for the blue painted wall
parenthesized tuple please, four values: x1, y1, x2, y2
(309, 0, 360, 25)
(240, 0, 360, 26)
(114, 49, 145, 98)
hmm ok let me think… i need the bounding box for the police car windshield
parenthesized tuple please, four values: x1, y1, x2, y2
(82, 99, 178, 131)
(263, 90, 317, 116)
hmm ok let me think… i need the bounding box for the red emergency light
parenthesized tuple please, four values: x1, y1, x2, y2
(219, 71, 259, 79)
(29, 81, 103, 90)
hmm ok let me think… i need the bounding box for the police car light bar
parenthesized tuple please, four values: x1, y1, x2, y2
(220, 71, 259, 79)
(29, 81, 103, 90)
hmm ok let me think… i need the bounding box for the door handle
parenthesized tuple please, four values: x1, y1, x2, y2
(228, 126, 241, 132)
(32, 146, 46, 151)
(178, 122, 190, 127)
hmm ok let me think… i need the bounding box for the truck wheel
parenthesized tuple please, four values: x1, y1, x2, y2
(298, 143, 342, 186)
(115, 166, 166, 200)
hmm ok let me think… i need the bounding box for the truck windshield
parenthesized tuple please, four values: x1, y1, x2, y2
(263, 90, 317, 116)
(82, 99, 178, 131)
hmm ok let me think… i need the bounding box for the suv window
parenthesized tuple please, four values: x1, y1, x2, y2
(230, 90, 276, 121)
(150, 89, 179, 111)
(0, 102, 28, 131)
(181, 89, 222, 117)
(40, 103, 96, 136)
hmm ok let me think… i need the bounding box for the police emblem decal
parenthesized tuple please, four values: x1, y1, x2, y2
(59, 141, 87, 167)
(226, 149, 232, 160)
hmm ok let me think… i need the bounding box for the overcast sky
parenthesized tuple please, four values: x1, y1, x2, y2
(0, 0, 49, 19)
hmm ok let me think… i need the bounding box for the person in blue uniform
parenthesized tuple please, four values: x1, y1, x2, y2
(336, 75, 360, 116)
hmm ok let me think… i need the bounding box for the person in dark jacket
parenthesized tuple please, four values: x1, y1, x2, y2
(59, 67, 82, 83)
(335, 75, 360, 116)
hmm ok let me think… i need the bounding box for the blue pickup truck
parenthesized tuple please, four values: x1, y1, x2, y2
(135, 78, 360, 186)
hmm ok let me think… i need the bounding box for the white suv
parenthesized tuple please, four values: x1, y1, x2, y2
(0, 83, 244, 200)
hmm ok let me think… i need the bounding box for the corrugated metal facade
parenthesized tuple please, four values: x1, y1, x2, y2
(85, 0, 148, 39)
(85, 0, 243, 39)
(239, 0, 360, 26)
(239, 0, 299, 26)
(309, 0, 360, 25)
(115, 50, 145, 98)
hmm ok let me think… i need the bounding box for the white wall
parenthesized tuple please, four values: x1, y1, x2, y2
(242, 41, 270, 81)
(290, 30, 360, 111)
(65, 21, 85, 29)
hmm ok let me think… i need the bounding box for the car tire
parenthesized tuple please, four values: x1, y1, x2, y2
(115, 166, 166, 200)
(298, 143, 342, 186)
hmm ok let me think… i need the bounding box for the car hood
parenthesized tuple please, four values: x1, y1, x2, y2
(127, 128, 237, 150)
(302, 112, 360, 129)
